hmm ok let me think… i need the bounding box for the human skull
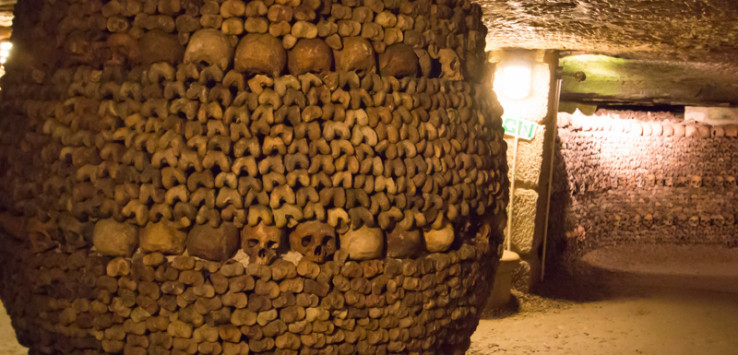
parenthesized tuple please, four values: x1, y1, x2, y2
(241, 222, 286, 265)
(184, 29, 233, 70)
(725, 213, 735, 226)
(424, 220, 455, 253)
(689, 216, 700, 228)
(677, 214, 688, 226)
(673, 124, 685, 137)
(340, 226, 384, 260)
(702, 176, 713, 188)
(632, 214, 642, 228)
(676, 176, 688, 187)
(664, 176, 674, 187)
(334, 37, 376, 73)
(612, 214, 621, 227)
(289, 221, 337, 263)
(235, 33, 286, 76)
(138, 30, 184, 66)
(107, 33, 140, 66)
(438, 48, 462, 80)
(58, 213, 91, 250)
(187, 223, 240, 262)
(635, 176, 645, 188)
(64, 31, 93, 63)
(700, 214, 711, 228)
(27, 217, 59, 253)
(655, 175, 664, 186)
(715, 176, 725, 188)
(645, 174, 656, 186)
(643, 214, 653, 228)
(378, 44, 419, 77)
(476, 222, 492, 243)
(726, 176, 736, 187)
(287, 38, 333, 75)
(690, 175, 702, 188)
(386, 227, 422, 258)
(712, 215, 725, 227)
(663, 214, 674, 227)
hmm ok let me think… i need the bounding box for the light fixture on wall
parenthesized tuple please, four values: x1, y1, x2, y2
(0, 40, 11, 79)
(489, 49, 550, 122)
(0, 41, 12, 65)
(494, 63, 533, 100)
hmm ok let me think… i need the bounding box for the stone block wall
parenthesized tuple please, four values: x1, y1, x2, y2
(551, 110, 738, 265)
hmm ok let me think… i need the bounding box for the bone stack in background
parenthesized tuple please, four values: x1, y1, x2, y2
(0, 0, 508, 353)
(552, 110, 738, 264)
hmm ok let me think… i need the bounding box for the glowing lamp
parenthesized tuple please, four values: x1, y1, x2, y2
(0, 41, 12, 65)
(494, 63, 532, 100)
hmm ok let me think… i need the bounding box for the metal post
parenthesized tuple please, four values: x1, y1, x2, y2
(540, 77, 562, 282)
(506, 133, 519, 251)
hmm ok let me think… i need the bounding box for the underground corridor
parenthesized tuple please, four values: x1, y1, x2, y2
(1, 0, 738, 354)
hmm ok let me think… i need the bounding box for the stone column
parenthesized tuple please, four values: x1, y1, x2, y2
(490, 49, 559, 291)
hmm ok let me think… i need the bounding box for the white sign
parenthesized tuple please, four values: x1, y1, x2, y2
(685, 107, 738, 126)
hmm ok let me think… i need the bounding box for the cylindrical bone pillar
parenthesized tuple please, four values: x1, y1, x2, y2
(0, 0, 508, 353)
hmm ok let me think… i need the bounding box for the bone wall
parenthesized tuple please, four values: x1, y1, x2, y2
(0, 236, 492, 354)
(553, 110, 738, 262)
(0, 0, 508, 353)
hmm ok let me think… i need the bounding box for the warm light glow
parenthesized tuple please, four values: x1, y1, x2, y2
(492, 57, 550, 122)
(494, 64, 532, 100)
(0, 41, 10, 67)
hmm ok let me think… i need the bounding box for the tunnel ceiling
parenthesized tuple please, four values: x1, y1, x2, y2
(0, 0, 737, 61)
(0, 0, 737, 105)
(479, 0, 738, 62)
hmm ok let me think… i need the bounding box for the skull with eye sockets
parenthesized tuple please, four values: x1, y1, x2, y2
(241, 222, 285, 265)
(289, 221, 337, 263)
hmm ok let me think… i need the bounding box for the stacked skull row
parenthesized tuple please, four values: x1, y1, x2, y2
(0, 234, 495, 354)
(583, 206, 738, 230)
(14, 0, 487, 77)
(560, 113, 738, 138)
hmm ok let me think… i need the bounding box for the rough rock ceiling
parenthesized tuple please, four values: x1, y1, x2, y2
(0, 0, 737, 62)
(479, 0, 738, 62)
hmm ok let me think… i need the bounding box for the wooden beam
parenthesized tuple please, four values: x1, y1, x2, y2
(560, 55, 738, 107)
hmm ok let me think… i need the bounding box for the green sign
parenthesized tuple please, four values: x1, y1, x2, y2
(503, 117, 537, 140)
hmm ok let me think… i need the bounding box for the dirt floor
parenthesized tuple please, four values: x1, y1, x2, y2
(470, 243, 738, 355)
(470, 287, 738, 355)
(0, 301, 26, 355)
